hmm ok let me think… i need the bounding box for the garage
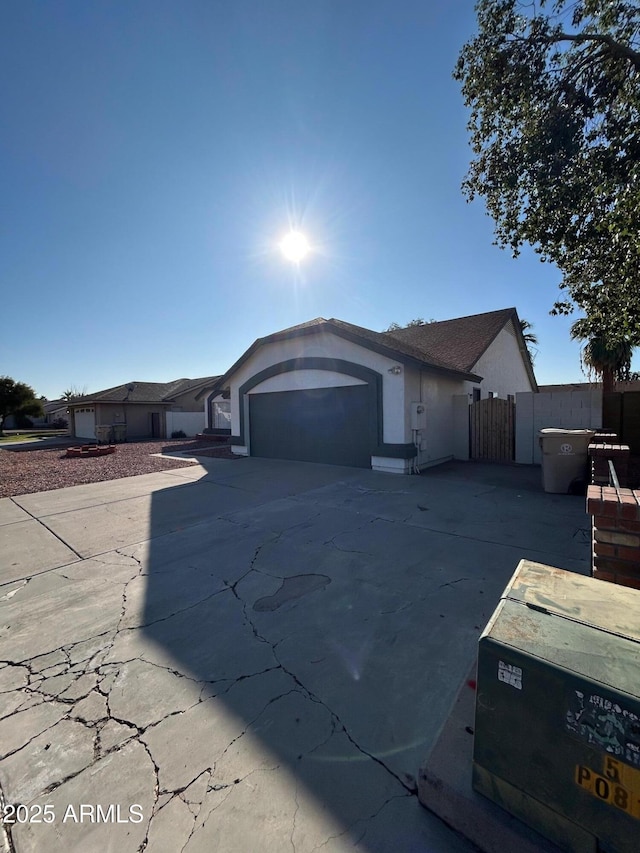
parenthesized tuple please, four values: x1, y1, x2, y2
(73, 407, 96, 440)
(249, 384, 373, 468)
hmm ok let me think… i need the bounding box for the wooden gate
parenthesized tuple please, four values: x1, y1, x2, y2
(470, 397, 515, 461)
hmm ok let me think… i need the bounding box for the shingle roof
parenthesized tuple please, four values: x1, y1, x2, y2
(69, 376, 221, 405)
(213, 316, 491, 389)
(383, 308, 518, 373)
(328, 318, 459, 372)
(205, 307, 538, 393)
(42, 399, 67, 414)
(256, 317, 328, 340)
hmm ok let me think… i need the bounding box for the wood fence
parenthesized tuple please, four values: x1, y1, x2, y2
(470, 397, 515, 462)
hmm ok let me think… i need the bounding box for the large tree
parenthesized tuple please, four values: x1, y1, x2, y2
(570, 316, 633, 393)
(0, 377, 44, 433)
(454, 0, 640, 346)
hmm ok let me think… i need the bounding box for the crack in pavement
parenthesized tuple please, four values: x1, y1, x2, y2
(290, 777, 300, 853)
(10, 500, 84, 561)
(310, 792, 414, 852)
(224, 570, 417, 798)
(1, 506, 424, 852)
(438, 577, 469, 589)
(137, 740, 161, 852)
(120, 585, 231, 633)
(323, 514, 394, 555)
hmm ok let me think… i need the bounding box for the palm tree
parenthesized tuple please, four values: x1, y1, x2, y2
(519, 319, 538, 362)
(61, 385, 86, 402)
(570, 319, 633, 395)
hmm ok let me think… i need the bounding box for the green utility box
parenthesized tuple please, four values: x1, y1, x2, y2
(473, 560, 640, 853)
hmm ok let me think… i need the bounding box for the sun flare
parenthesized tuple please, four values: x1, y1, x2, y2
(280, 230, 310, 263)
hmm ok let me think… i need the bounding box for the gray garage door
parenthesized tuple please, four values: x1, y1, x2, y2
(249, 385, 372, 468)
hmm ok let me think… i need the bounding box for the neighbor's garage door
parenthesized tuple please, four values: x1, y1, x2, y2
(74, 407, 96, 439)
(249, 385, 372, 468)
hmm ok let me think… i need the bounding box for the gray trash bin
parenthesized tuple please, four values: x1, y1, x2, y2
(94, 425, 112, 445)
(538, 428, 596, 494)
(112, 423, 127, 443)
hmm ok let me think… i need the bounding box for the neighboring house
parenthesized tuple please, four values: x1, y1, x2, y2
(67, 377, 220, 441)
(3, 398, 68, 429)
(43, 399, 70, 425)
(201, 308, 537, 474)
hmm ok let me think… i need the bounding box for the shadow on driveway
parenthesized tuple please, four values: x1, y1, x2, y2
(134, 458, 589, 850)
(1, 458, 591, 851)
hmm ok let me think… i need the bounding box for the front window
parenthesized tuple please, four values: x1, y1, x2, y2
(212, 399, 231, 429)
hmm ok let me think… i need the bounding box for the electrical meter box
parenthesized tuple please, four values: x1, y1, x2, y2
(473, 560, 640, 853)
(410, 402, 427, 431)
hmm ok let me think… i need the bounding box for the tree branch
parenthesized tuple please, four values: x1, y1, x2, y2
(543, 31, 640, 70)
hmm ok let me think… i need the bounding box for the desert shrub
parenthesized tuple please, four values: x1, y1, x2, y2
(171, 430, 187, 439)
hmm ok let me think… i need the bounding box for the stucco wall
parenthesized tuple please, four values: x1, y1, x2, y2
(228, 332, 407, 445)
(466, 323, 535, 399)
(166, 411, 205, 437)
(250, 370, 365, 394)
(392, 367, 466, 469)
(172, 388, 213, 412)
(416, 373, 466, 467)
(95, 403, 126, 427)
(94, 404, 164, 439)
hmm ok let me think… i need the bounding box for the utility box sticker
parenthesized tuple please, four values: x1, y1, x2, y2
(566, 689, 640, 768)
(497, 660, 522, 690)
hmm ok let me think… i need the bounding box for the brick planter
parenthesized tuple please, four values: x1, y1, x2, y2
(588, 442, 630, 487)
(586, 485, 640, 589)
(66, 445, 116, 458)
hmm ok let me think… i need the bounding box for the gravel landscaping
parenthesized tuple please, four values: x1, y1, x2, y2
(0, 439, 236, 498)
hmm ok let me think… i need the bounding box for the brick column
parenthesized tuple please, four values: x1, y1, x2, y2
(589, 432, 618, 445)
(587, 485, 640, 589)
(588, 443, 630, 487)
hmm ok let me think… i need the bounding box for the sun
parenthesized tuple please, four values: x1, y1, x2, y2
(280, 230, 310, 263)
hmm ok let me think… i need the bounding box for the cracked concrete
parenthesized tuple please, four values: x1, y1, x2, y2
(0, 457, 590, 851)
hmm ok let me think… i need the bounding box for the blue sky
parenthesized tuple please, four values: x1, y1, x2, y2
(1, 0, 621, 400)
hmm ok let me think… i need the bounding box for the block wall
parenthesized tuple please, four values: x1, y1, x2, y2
(516, 389, 602, 464)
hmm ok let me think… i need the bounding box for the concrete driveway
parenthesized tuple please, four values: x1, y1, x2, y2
(0, 457, 590, 852)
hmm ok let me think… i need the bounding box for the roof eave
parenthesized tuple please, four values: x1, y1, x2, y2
(201, 325, 331, 394)
(68, 399, 172, 406)
(167, 376, 223, 402)
(194, 378, 227, 401)
(211, 320, 480, 387)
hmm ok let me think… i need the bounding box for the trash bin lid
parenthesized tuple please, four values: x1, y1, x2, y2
(537, 428, 596, 436)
